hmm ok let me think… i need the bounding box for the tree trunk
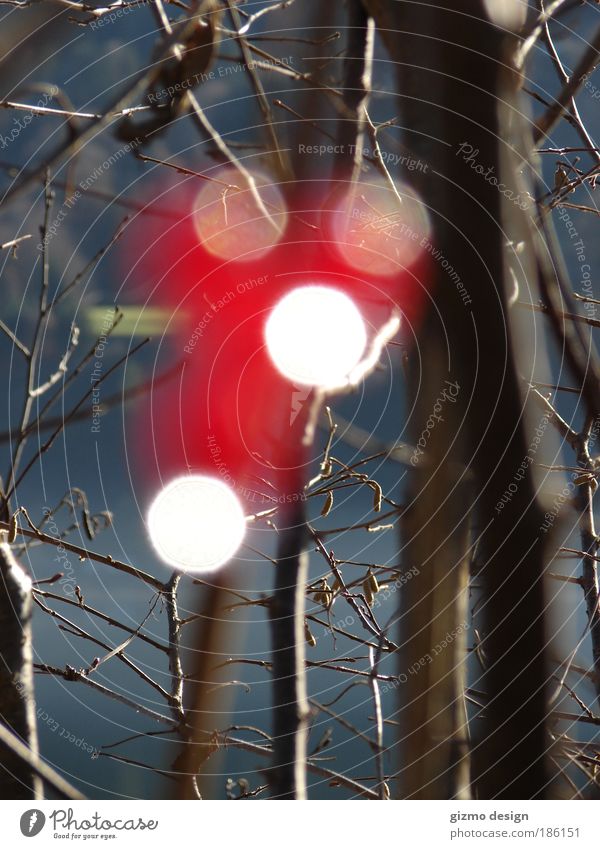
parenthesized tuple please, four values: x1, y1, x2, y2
(270, 517, 310, 799)
(0, 544, 43, 799)
(364, 0, 552, 798)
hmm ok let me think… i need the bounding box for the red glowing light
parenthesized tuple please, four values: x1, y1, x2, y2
(122, 176, 431, 514)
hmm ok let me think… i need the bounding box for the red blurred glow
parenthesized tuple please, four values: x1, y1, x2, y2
(122, 177, 431, 510)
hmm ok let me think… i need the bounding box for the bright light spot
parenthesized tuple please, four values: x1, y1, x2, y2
(265, 286, 367, 389)
(483, 0, 526, 30)
(326, 178, 431, 276)
(147, 475, 246, 572)
(193, 166, 287, 262)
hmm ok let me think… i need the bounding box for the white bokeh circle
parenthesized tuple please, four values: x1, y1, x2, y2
(147, 475, 246, 572)
(265, 285, 367, 389)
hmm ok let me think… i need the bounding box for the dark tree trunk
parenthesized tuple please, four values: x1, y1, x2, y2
(363, 0, 552, 798)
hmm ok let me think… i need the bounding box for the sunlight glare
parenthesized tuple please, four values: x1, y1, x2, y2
(147, 475, 246, 572)
(265, 285, 367, 389)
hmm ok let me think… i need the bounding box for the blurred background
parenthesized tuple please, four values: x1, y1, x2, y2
(1, 0, 599, 798)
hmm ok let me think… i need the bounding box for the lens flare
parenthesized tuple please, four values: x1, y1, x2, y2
(326, 177, 431, 276)
(265, 285, 367, 389)
(147, 475, 246, 572)
(193, 166, 287, 262)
